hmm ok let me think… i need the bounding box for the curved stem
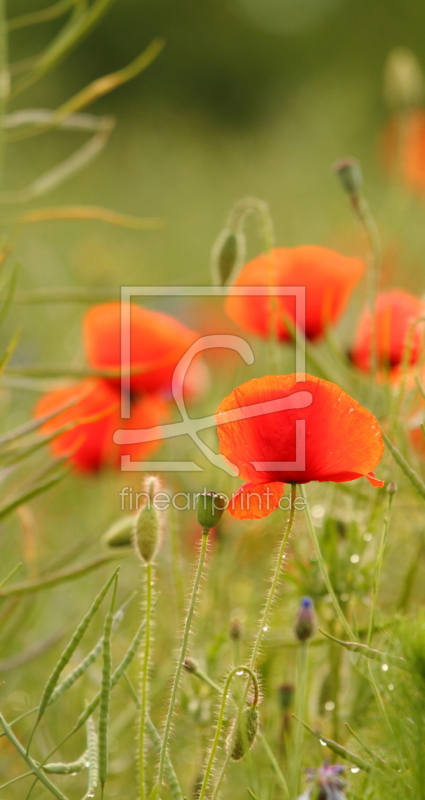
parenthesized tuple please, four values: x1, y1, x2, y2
(139, 561, 153, 800)
(157, 529, 210, 794)
(212, 485, 297, 799)
(198, 667, 258, 800)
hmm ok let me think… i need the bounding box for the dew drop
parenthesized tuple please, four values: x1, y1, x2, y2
(382, 663, 389, 672)
(236, 670, 244, 676)
(319, 739, 327, 746)
(325, 701, 335, 711)
(351, 767, 360, 773)
(350, 554, 360, 564)
(263, 625, 269, 632)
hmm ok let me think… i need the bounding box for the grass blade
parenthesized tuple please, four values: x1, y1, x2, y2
(98, 575, 118, 797)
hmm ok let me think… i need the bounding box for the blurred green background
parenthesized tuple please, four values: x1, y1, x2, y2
(2, 4, 425, 797)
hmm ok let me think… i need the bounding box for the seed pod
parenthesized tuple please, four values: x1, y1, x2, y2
(133, 477, 162, 563)
(102, 516, 134, 549)
(230, 706, 259, 761)
(333, 157, 362, 198)
(196, 491, 227, 531)
(211, 227, 245, 286)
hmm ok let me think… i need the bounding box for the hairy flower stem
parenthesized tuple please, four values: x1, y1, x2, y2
(157, 529, 210, 794)
(212, 485, 297, 799)
(199, 667, 258, 800)
(139, 561, 154, 800)
(289, 641, 309, 798)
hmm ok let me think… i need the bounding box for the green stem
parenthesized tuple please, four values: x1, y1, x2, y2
(350, 193, 381, 406)
(289, 642, 309, 798)
(0, 0, 8, 186)
(198, 667, 258, 800)
(367, 492, 394, 646)
(212, 485, 297, 799)
(139, 561, 153, 800)
(157, 529, 210, 794)
(0, 714, 69, 800)
(300, 485, 354, 640)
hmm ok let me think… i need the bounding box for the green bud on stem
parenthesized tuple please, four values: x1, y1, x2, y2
(230, 706, 259, 761)
(196, 491, 227, 531)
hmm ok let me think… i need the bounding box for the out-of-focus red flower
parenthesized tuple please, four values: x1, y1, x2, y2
(224, 246, 364, 342)
(83, 302, 200, 397)
(34, 379, 166, 472)
(382, 109, 425, 192)
(215, 374, 384, 520)
(351, 289, 425, 375)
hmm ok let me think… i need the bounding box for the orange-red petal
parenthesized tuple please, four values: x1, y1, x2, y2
(228, 481, 285, 520)
(34, 379, 167, 472)
(215, 374, 384, 487)
(225, 246, 364, 342)
(83, 302, 199, 396)
(351, 289, 425, 375)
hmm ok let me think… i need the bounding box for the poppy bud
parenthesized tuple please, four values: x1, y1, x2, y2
(196, 491, 227, 531)
(102, 515, 134, 549)
(229, 705, 259, 761)
(229, 619, 244, 642)
(387, 480, 397, 495)
(211, 228, 245, 286)
(277, 683, 294, 711)
(384, 47, 424, 109)
(294, 597, 316, 642)
(133, 476, 162, 564)
(333, 158, 363, 198)
(183, 657, 199, 674)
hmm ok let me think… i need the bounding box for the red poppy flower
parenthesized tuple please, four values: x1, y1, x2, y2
(83, 302, 199, 397)
(224, 246, 364, 342)
(215, 374, 384, 520)
(34, 379, 166, 472)
(351, 289, 425, 375)
(382, 109, 425, 192)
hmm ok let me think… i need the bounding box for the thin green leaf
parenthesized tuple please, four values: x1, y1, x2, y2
(319, 628, 410, 671)
(0, 554, 122, 598)
(0, 469, 69, 523)
(98, 575, 118, 795)
(0, 263, 19, 329)
(48, 593, 134, 705)
(383, 432, 425, 500)
(27, 568, 120, 750)
(294, 715, 380, 774)
(0, 713, 69, 800)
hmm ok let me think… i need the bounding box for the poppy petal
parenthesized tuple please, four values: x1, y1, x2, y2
(83, 302, 199, 396)
(216, 374, 383, 487)
(225, 246, 364, 342)
(228, 481, 285, 520)
(366, 472, 385, 488)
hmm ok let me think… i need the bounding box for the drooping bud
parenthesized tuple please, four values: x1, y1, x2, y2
(183, 657, 199, 674)
(384, 47, 424, 109)
(196, 491, 227, 532)
(294, 597, 316, 643)
(333, 157, 363, 198)
(102, 515, 134, 549)
(211, 228, 245, 286)
(229, 619, 244, 642)
(229, 705, 259, 761)
(133, 476, 162, 564)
